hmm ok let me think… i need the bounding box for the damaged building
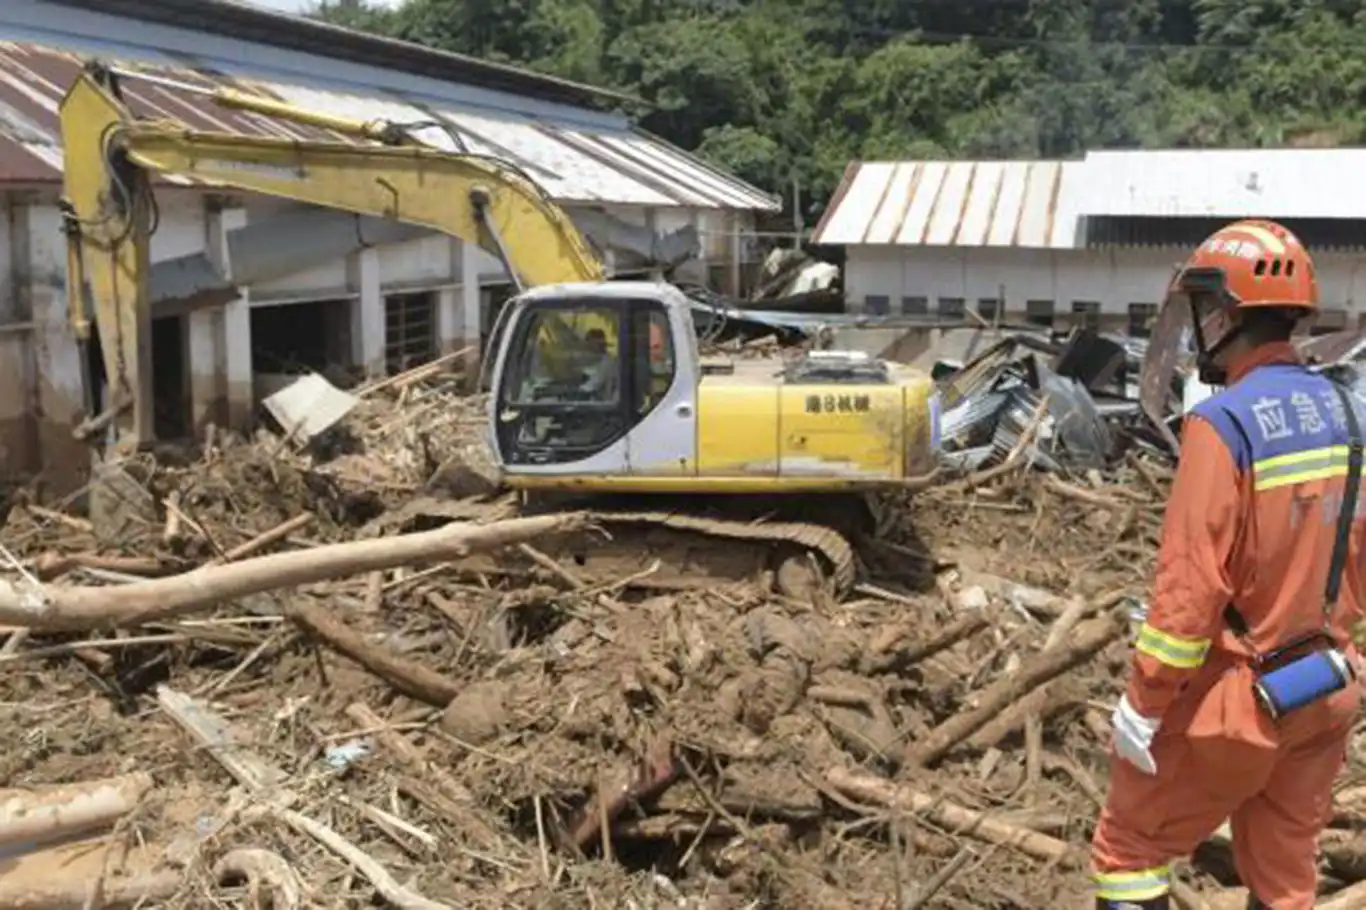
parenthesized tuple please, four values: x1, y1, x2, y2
(0, 0, 780, 487)
(814, 150, 1365, 334)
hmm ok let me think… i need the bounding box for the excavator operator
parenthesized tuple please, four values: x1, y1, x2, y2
(580, 328, 618, 399)
(1091, 219, 1365, 910)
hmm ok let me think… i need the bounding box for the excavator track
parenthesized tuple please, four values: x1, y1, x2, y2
(360, 495, 862, 599)
(582, 509, 857, 597)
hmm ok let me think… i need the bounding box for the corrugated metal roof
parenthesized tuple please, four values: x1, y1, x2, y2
(1077, 148, 1366, 220)
(0, 40, 779, 211)
(811, 160, 1082, 249)
(45, 0, 638, 110)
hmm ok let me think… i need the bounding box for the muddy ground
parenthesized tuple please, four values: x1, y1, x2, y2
(1, 374, 1364, 910)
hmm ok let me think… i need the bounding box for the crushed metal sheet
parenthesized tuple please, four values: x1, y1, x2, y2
(261, 372, 359, 442)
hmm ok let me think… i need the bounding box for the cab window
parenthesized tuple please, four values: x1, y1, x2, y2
(506, 307, 621, 406)
(633, 306, 675, 414)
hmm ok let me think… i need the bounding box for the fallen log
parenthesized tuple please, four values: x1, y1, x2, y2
(0, 869, 182, 910)
(0, 772, 154, 851)
(0, 514, 584, 631)
(824, 767, 1078, 865)
(905, 611, 1126, 768)
(290, 604, 460, 706)
(32, 553, 187, 582)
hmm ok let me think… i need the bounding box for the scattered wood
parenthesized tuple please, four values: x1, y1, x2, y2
(245, 803, 454, 910)
(824, 766, 1078, 865)
(157, 685, 453, 909)
(212, 849, 303, 910)
(289, 602, 460, 706)
(344, 702, 504, 850)
(566, 739, 680, 851)
(905, 611, 1126, 767)
(864, 608, 991, 673)
(212, 512, 315, 564)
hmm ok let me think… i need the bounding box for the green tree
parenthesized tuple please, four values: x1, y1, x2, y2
(308, 0, 1366, 213)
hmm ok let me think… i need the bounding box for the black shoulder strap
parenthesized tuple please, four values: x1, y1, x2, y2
(1324, 379, 1364, 615)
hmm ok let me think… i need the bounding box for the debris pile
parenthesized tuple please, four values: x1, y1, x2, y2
(1, 356, 1365, 910)
(931, 327, 1161, 475)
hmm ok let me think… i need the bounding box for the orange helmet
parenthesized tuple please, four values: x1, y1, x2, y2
(1176, 219, 1318, 312)
(1167, 219, 1317, 384)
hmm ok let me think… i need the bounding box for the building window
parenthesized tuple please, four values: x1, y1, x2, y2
(938, 297, 965, 318)
(1071, 300, 1101, 330)
(901, 295, 928, 316)
(977, 297, 1000, 322)
(1127, 303, 1158, 338)
(1025, 300, 1055, 328)
(384, 291, 438, 374)
(863, 294, 890, 315)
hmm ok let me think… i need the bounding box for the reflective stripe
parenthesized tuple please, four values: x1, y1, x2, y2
(1235, 224, 1287, 255)
(1095, 865, 1171, 902)
(1135, 623, 1210, 670)
(1253, 445, 1350, 491)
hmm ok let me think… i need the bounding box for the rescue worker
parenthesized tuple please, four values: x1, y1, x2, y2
(1092, 219, 1365, 909)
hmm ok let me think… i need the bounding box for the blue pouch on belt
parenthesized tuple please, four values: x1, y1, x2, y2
(1252, 646, 1355, 721)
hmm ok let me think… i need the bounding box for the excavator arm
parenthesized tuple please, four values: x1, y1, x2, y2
(59, 62, 604, 448)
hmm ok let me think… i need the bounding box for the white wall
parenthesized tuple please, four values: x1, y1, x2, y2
(845, 245, 1364, 321)
(0, 192, 87, 490)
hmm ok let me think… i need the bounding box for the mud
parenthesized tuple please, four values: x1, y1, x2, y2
(0, 371, 1363, 909)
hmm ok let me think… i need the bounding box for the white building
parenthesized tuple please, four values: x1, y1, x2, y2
(813, 149, 1365, 336)
(0, 0, 779, 489)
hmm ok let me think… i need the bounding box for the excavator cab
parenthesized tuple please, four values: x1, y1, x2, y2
(487, 282, 698, 478)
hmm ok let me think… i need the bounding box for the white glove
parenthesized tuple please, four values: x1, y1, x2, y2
(1111, 694, 1160, 775)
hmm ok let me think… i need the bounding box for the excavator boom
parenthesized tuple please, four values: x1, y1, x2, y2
(59, 62, 602, 447)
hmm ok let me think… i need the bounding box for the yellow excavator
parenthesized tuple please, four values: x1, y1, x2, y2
(60, 61, 941, 596)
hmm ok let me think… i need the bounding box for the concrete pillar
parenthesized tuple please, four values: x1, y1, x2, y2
(434, 238, 464, 355)
(728, 212, 743, 297)
(186, 307, 224, 434)
(348, 246, 384, 377)
(21, 203, 87, 496)
(0, 199, 35, 479)
(435, 286, 460, 354)
(197, 206, 252, 434)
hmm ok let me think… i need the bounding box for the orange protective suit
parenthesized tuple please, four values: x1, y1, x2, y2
(1091, 342, 1365, 908)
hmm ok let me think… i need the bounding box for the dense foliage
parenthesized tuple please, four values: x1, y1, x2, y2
(312, 0, 1366, 218)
